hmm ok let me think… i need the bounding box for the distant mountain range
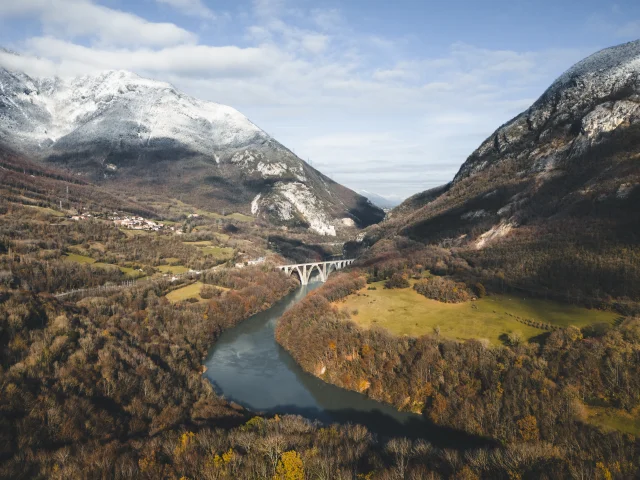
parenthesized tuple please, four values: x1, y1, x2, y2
(357, 190, 402, 209)
(0, 57, 383, 235)
(373, 39, 640, 300)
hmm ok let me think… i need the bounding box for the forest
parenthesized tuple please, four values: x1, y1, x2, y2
(276, 269, 640, 479)
(0, 265, 303, 478)
(5, 267, 629, 478)
(2, 169, 639, 478)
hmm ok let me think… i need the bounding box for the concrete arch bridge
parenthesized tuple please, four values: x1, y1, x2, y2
(277, 259, 355, 285)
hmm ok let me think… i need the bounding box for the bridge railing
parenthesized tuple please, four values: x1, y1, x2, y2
(276, 259, 355, 268)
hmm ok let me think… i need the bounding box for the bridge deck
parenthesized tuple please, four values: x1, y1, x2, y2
(277, 259, 354, 268)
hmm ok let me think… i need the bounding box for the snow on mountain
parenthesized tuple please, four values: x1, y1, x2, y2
(370, 40, 640, 303)
(383, 39, 640, 253)
(0, 61, 384, 234)
(456, 39, 640, 182)
(1, 69, 267, 155)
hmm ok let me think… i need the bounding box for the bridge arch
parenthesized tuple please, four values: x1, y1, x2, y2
(307, 264, 326, 283)
(277, 259, 355, 285)
(288, 267, 303, 285)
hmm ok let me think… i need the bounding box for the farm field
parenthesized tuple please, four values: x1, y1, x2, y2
(336, 281, 618, 345)
(182, 241, 234, 260)
(156, 264, 190, 275)
(166, 282, 205, 303)
(64, 253, 96, 264)
(200, 245, 233, 258)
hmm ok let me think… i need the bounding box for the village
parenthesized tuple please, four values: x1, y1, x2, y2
(69, 211, 199, 234)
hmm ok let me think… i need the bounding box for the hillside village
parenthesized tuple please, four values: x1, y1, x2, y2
(70, 211, 185, 233)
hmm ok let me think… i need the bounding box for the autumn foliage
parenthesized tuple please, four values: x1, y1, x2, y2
(276, 271, 640, 477)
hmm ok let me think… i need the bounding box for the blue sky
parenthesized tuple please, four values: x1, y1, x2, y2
(1, 0, 639, 199)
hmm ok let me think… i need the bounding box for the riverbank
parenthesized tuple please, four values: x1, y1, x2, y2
(203, 281, 492, 447)
(275, 271, 640, 473)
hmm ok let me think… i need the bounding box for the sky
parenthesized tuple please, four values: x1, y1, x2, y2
(1, 1, 640, 200)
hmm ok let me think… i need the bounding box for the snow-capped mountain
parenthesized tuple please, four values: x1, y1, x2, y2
(377, 39, 640, 251)
(455, 39, 640, 183)
(366, 39, 640, 300)
(0, 62, 383, 235)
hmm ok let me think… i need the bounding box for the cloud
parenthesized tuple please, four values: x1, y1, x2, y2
(311, 8, 344, 31)
(0, 0, 196, 47)
(20, 37, 285, 78)
(300, 34, 329, 54)
(253, 0, 286, 18)
(304, 132, 396, 149)
(0, 0, 592, 197)
(156, 0, 216, 19)
(372, 67, 418, 82)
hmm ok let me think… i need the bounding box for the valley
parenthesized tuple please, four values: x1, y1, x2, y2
(1, 26, 640, 480)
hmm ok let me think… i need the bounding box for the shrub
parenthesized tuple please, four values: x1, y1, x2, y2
(506, 331, 523, 346)
(413, 277, 471, 303)
(384, 273, 410, 289)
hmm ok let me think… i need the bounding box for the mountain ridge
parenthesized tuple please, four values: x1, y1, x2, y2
(369, 39, 640, 301)
(454, 39, 640, 183)
(0, 60, 384, 235)
(357, 190, 402, 210)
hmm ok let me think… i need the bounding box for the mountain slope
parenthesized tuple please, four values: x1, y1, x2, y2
(0, 63, 383, 235)
(357, 190, 402, 210)
(0, 143, 155, 217)
(374, 40, 640, 301)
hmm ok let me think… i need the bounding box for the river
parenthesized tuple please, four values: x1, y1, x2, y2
(204, 282, 488, 447)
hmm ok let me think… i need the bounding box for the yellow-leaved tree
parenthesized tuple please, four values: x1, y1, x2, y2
(273, 450, 304, 480)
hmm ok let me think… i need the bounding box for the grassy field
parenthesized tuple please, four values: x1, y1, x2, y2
(336, 281, 618, 345)
(118, 265, 145, 278)
(156, 264, 190, 275)
(183, 241, 234, 260)
(585, 406, 640, 436)
(166, 282, 205, 303)
(65, 253, 96, 264)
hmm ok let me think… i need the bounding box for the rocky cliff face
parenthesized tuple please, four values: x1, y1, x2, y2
(0, 64, 383, 235)
(366, 41, 640, 300)
(455, 40, 640, 184)
(382, 40, 640, 247)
